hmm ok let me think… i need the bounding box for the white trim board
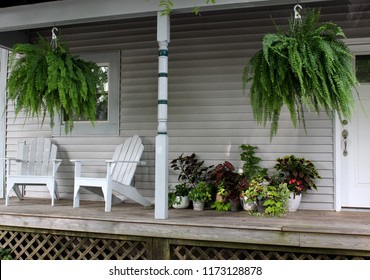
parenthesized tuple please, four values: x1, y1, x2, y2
(0, 48, 8, 198)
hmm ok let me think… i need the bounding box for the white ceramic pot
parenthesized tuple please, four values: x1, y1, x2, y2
(287, 192, 302, 212)
(173, 196, 190, 209)
(193, 200, 205, 211)
(240, 196, 256, 211)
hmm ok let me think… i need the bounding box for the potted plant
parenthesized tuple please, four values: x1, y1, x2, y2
(7, 34, 106, 133)
(170, 183, 190, 209)
(211, 183, 231, 211)
(170, 153, 211, 189)
(273, 155, 321, 212)
(207, 161, 240, 211)
(242, 177, 269, 213)
(263, 183, 290, 217)
(239, 144, 268, 181)
(243, 8, 358, 139)
(239, 144, 268, 211)
(188, 181, 212, 211)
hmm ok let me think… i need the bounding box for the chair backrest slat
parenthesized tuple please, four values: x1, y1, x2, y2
(17, 137, 57, 176)
(17, 141, 28, 175)
(112, 135, 143, 185)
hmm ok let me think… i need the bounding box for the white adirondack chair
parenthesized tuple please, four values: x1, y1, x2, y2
(5, 137, 62, 207)
(71, 135, 151, 212)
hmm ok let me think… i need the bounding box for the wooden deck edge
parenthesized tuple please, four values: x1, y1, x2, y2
(1, 213, 370, 252)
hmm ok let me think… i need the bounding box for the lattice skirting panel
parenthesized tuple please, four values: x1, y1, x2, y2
(170, 244, 370, 260)
(1, 227, 370, 260)
(0, 228, 148, 260)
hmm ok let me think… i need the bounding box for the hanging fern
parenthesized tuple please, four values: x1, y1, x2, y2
(7, 35, 105, 133)
(243, 8, 358, 139)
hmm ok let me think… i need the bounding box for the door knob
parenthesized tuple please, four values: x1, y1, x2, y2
(342, 129, 348, 156)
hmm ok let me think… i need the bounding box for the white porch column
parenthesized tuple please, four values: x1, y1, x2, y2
(155, 12, 170, 219)
(0, 48, 8, 198)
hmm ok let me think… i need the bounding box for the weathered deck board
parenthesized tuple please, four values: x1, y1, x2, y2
(1, 198, 370, 252)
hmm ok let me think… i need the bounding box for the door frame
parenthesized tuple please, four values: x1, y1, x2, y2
(334, 38, 370, 211)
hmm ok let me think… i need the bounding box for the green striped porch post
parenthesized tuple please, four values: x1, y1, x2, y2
(155, 12, 170, 219)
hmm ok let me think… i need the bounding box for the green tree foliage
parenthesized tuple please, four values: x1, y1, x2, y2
(243, 9, 358, 139)
(7, 36, 106, 133)
(159, 0, 216, 16)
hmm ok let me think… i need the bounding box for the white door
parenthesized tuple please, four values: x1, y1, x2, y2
(341, 83, 370, 208)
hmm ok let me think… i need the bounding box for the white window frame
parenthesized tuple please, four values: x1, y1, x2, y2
(52, 51, 120, 136)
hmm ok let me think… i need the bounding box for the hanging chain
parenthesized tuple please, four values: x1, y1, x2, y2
(51, 27, 58, 51)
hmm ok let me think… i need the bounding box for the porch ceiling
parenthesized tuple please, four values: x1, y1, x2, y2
(0, 0, 335, 33)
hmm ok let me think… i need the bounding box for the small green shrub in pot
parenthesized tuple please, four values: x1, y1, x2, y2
(168, 183, 190, 208)
(188, 181, 212, 202)
(188, 181, 212, 210)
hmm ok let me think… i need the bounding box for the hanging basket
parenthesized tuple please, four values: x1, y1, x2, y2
(243, 8, 358, 139)
(7, 28, 106, 133)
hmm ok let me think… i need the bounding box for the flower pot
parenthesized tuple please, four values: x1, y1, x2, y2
(240, 196, 256, 211)
(229, 198, 240, 212)
(215, 194, 228, 203)
(256, 199, 266, 213)
(287, 192, 301, 212)
(173, 196, 190, 209)
(193, 200, 205, 211)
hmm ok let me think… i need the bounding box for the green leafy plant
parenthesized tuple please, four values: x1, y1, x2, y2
(168, 183, 190, 208)
(207, 161, 240, 200)
(273, 155, 321, 194)
(243, 8, 358, 138)
(264, 183, 290, 217)
(168, 192, 177, 208)
(242, 177, 269, 203)
(211, 200, 231, 211)
(0, 247, 12, 260)
(159, 0, 216, 16)
(211, 183, 231, 211)
(240, 144, 268, 181)
(7, 35, 106, 133)
(188, 181, 212, 202)
(170, 153, 211, 189)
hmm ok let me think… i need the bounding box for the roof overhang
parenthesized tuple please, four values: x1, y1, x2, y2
(0, 0, 335, 48)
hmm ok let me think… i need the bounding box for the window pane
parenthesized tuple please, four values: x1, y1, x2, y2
(64, 65, 109, 122)
(96, 65, 109, 121)
(356, 55, 370, 83)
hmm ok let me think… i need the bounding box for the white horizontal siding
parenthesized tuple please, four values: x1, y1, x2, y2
(5, 1, 370, 209)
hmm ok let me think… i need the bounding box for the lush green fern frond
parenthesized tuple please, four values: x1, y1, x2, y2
(7, 34, 105, 133)
(243, 8, 358, 139)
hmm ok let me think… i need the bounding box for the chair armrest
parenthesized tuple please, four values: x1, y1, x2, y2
(106, 160, 146, 166)
(70, 159, 108, 164)
(52, 159, 62, 176)
(2, 157, 22, 163)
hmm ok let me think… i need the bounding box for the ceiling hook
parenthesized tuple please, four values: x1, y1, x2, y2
(294, 4, 302, 20)
(51, 27, 58, 40)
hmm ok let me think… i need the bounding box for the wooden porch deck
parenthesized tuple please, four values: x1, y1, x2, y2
(1, 197, 370, 259)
